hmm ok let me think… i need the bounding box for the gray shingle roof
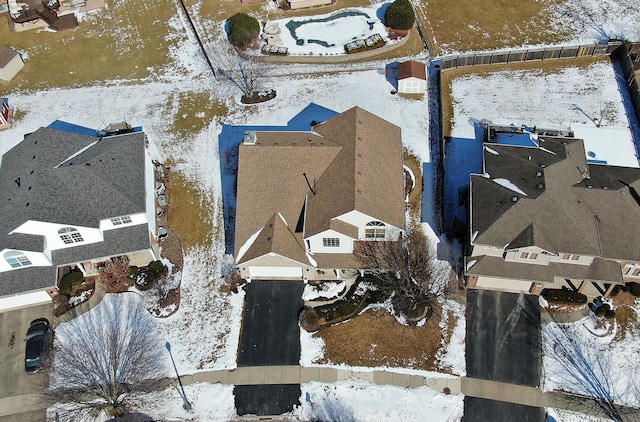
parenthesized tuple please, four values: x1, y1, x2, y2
(471, 136, 640, 262)
(0, 128, 152, 296)
(0, 128, 147, 252)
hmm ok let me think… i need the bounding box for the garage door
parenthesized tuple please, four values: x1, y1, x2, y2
(249, 266, 303, 280)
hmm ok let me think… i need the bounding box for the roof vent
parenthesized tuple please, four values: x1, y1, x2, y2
(536, 171, 542, 177)
(512, 196, 518, 202)
(243, 131, 257, 145)
(537, 183, 544, 189)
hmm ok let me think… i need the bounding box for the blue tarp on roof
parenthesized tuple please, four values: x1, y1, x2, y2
(47, 120, 98, 137)
(48, 120, 143, 137)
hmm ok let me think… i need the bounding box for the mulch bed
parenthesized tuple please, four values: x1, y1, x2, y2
(241, 90, 277, 104)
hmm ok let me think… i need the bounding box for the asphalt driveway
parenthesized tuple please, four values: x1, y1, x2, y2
(237, 280, 305, 367)
(466, 290, 541, 386)
(235, 280, 304, 416)
(465, 290, 543, 421)
(0, 303, 53, 421)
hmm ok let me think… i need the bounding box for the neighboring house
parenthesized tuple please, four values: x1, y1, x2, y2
(7, 0, 78, 31)
(287, 0, 332, 10)
(397, 60, 426, 94)
(465, 129, 640, 298)
(0, 126, 159, 309)
(234, 106, 406, 282)
(0, 98, 13, 130)
(0, 47, 24, 82)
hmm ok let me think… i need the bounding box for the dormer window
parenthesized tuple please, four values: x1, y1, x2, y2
(111, 215, 132, 226)
(520, 252, 538, 260)
(59, 227, 83, 244)
(365, 221, 386, 239)
(4, 251, 32, 268)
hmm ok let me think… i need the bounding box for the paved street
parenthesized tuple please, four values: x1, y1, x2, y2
(462, 397, 545, 422)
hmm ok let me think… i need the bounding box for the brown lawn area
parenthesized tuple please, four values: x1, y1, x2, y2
(418, 0, 570, 55)
(314, 300, 462, 372)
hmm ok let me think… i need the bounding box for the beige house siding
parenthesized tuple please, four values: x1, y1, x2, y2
(289, 0, 331, 9)
(474, 276, 533, 294)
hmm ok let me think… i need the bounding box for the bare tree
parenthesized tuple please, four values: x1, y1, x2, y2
(211, 43, 272, 100)
(558, 0, 640, 43)
(47, 293, 168, 421)
(354, 225, 448, 320)
(540, 307, 640, 421)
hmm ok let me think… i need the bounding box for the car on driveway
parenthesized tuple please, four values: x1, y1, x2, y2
(25, 318, 51, 374)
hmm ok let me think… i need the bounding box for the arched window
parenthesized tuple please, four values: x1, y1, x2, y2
(4, 251, 32, 268)
(59, 227, 84, 244)
(365, 221, 386, 239)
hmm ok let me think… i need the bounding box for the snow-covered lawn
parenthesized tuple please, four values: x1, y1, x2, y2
(542, 297, 640, 408)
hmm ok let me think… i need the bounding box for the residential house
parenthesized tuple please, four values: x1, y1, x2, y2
(0, 125, 159, 309)
(234, 106, 406, 282)
(0, 47, 24, 82)
(465, 131, 640, 298)
(397, 60, 426, 94)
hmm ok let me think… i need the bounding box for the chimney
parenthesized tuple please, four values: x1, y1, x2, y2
(14, 177, 20, 187)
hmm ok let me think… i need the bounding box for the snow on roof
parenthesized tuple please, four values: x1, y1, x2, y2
(493, 178, 528, 196)
(234, 227, 263, 264)
(571, 123, 638, 167)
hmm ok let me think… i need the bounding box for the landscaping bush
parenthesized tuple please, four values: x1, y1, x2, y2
(59, 271, 84, 296)
(595, 307, 606, 317)
(605, 309, 616, 319)
(227, 13, 260, 48)
(543, 289, 587, 304)
(629, 282, 640, 297)
(135, 260, 167, 291)
(300, 307, 322, 332)
(384, 0, 415, 31)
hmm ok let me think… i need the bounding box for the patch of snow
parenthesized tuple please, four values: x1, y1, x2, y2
(235, 227, 263, 264)
(465, 260, 477, 271)
(300, 327, 325, 365)
(493, 178, 528, 196)
(297, 381, 464, 422)
(484, 145, 500, 155)
(302, 281, 346, 301)
(68, 289, 93, 307)
(306, 252, 318, 267)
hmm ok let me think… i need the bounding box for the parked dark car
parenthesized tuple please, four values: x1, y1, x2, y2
(25, 318, 51, 374)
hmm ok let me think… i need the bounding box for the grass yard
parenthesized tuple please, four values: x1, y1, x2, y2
(419, 0, 568, 55)
(440, 55, 610, 136)
(167, 170, 217, 252)
(315, 306, 446, 371)
(0, 0, 184, 91)
(163, 91, 228, 139)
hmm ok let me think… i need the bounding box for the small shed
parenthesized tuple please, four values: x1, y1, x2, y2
(0, 47, 24, 82)
(397, 60, 426, 94)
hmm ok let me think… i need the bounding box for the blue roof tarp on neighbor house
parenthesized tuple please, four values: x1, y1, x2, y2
(47, 120, 98, 137)
(48, 120, 143, 137)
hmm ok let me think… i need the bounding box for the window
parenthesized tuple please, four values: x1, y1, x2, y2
(624, 265, 633, 276)
(633, 268, 640, 277)
(365, 221, 386, 239)
(111, 215, 132, 226)
(323, 238, 340, 247)
(560, 254, 580, 261)
(58, 227, 83, 244)
(4, 251, 32, 268)
(520, 252, 538, 260)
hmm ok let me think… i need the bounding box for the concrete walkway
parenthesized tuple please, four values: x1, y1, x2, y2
(3, 367, 640, 420)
